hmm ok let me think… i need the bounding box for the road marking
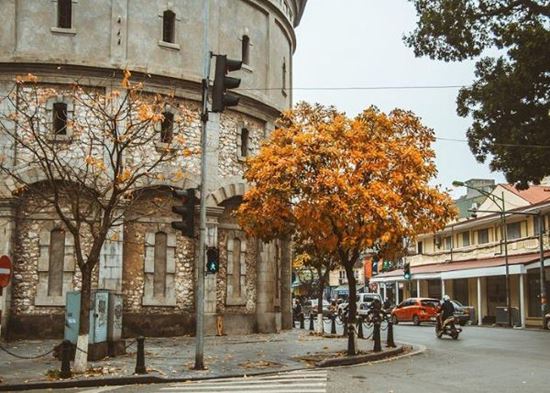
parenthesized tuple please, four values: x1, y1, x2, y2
(80, 386, 125, 393)
(158, 369, 328, 392)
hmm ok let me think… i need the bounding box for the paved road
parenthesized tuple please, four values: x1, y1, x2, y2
(37, 325, 550, 393)
(327, 324, 550, 393)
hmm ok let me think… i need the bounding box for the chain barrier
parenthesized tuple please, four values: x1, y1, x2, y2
(74, 345, 88, 355)
(125, 338, 137, 350)
(0, 343, 55, 360)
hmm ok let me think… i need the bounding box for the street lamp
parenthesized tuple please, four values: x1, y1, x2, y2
(453, 180, 512, 327)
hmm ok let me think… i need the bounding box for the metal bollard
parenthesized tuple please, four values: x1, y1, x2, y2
(309, 313, 315, 331)
(386, 318, 396, 347)
(299, 313, 305, 329)
(59, 340, 72, 379)
(373, 319, 382, 352)
(331, 315, 337, 334)
(135, 337, 147, 374)
(357, 317, 364, 339)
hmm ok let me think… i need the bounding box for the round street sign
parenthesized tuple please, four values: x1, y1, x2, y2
(0, 255, 12, 288)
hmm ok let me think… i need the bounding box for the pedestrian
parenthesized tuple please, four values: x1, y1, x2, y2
(293, 298, 303, 321)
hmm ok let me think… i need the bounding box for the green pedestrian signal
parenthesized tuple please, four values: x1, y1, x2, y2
(206, 247, 219, 274)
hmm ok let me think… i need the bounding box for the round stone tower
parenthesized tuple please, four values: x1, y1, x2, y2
(0, 0, 307, 339)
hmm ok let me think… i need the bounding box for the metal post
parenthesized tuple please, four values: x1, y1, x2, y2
(538, 214, 547, 327)
(135, 337, 146, 374)
(309, 313, 314, 331)
(501, 192, 512, 327)
(59, 340, 72, 379)
(194, 0, 210, 370)
(386, 316, 395, 347)
(519, 273, 526, 328)
(330, 315, 336, 334)
(373, 316, 381, 352)
(299, 313, 305, 329)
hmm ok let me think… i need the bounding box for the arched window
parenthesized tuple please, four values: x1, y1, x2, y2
(57, 0, 72, 29)
(160, 112, 174, 143)
(240, 128, 249, 157)
(162, 10, 176, 43)
(153, 232, 168, 297)
(48, 228, 66, 296)
(52, 102, 68, 135)
(242, 35, 250, 65)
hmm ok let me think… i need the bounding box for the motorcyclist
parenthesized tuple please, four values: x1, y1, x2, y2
(438, 295, 455, 332)
(328, 300, 338, 319)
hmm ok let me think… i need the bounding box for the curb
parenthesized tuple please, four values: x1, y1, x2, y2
(316, 345, 407, 367)
(0, 341, 425, 391)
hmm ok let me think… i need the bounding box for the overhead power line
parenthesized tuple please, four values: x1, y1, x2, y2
(436, 137, 550, 149)
(237, 84, 467, 91)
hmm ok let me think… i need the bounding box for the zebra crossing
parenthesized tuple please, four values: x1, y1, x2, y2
(155, 369, 328, 393)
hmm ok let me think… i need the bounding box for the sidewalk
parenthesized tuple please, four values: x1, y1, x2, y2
(0, 328, 406, 390)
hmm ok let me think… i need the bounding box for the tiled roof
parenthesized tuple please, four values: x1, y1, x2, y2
(501, 184, 550, 204)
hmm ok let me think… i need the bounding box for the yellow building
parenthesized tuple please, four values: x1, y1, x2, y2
(372, 181, 550, 328)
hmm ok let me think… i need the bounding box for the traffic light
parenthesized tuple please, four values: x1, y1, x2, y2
(206, 247, 219, 274)
(212, 55, 242, 113)
(171, 188, 197, 237)
(403, 262, 411, 280)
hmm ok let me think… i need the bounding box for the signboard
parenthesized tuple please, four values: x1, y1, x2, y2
(0, 255, 12, 288)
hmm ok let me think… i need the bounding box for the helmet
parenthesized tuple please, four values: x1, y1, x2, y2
(443, 295, 450, 301)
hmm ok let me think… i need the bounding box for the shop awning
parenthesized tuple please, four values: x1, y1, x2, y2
(333, 285, 349, 295)
(371, 251, 550, 282)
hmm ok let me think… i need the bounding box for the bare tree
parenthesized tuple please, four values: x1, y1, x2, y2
(0, 72, 195, 371)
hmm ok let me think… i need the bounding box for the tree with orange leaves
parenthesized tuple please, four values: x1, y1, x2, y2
(238, 102, 456, 355)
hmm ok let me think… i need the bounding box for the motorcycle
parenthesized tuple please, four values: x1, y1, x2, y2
(436, 314, 462, 340)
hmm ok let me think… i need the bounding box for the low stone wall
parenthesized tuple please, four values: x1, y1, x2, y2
(122, 312, 196, 338)
(7, 314, 64, 340)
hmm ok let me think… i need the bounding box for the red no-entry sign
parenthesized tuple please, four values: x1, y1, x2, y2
(0, 255, 12, 288)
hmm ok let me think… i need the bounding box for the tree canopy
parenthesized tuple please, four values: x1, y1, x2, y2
(405, 0, 550, 188)
(238, 102, 455, 353)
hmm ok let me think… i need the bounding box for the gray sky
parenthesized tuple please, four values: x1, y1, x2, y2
(292, 0, 506, 196)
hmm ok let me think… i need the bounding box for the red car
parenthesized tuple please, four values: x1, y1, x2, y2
(391, 297, 440, 326)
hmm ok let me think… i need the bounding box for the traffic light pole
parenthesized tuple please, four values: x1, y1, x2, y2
(194, 0, 210, 371)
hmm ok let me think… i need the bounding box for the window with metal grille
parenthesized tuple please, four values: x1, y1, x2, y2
(242, 35, 250, 65)
(162, 10, 175, 43)
(52, 102, 68, 135)
(161, 112, 174, 143)
(57, 0, 72, 28)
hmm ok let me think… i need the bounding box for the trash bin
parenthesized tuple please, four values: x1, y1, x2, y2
(495, 306, 520, 327)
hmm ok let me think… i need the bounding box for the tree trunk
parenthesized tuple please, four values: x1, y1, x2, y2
(344, 263, 357, 355)
(74, 264, 92, 372)
(317, 269, 325, 335)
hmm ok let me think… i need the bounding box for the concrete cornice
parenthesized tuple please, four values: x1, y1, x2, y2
(0, 63, 281, 123)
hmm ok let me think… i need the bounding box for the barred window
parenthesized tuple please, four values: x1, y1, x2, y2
(161, 112, 174, 143)
(52, 102, 68, 135)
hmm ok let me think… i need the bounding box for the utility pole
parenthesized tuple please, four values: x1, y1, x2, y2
(194, 0, 210, 370)
(501, 192, 512, 328)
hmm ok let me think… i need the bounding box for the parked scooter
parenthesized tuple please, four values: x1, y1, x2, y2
(436, 314, 462, 339)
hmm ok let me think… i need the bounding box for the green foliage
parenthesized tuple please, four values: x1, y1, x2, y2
(406, 0, 550, 188)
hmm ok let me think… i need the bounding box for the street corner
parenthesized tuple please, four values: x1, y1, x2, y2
(292, 343, 414, 369)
